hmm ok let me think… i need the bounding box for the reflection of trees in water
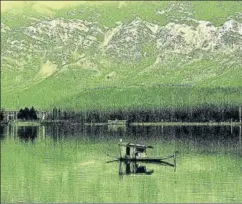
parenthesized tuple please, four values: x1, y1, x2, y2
(239, 126, 242, 150)
(128, 125, 240, 140)
(43, 124, 241, 142)
(17, 126, 37, 142)
(45, 124, 112, 140)
(0, 126, 5, 140)
(11, 123, 239, 150)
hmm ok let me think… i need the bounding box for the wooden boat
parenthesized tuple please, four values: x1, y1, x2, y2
(119, 155, 176, 164)
(107, 142, 176, 166)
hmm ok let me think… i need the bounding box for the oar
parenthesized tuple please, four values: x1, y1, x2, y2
(159, 160, 175, 167)
(106, 158, 120, 163)
(159, 154, 175, 161)
(159, 151, 178, 160)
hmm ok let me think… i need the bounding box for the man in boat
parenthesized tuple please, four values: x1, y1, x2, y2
(124, 143, 153, 159)
(135, 146, 146, 158)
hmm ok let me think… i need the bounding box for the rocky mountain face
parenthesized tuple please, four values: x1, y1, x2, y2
(1, 2, 242, 108)
(2, 17, 242, 73)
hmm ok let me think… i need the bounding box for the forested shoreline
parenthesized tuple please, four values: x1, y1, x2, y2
(1, 104, 241, 124)
(47, 105, 242, 123)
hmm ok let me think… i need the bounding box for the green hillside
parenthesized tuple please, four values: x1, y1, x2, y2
(1, 1, 242, 110)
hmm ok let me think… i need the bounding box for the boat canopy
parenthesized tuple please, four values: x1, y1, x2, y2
(119, 142, 153, 149)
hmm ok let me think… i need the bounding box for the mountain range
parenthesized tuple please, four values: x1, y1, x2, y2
(1, 1, 242, 110)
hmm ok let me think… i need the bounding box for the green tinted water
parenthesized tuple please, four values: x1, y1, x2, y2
(1, 125, 242, 202)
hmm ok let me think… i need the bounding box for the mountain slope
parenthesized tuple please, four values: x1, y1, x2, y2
(1, 1, 242, 110)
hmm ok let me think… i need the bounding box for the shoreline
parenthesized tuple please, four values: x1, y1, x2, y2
(1, 120, 241, 127)
(130, 122, 242, 126)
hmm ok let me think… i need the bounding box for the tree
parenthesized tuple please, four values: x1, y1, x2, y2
(63, 111, 68, 120)
(52, 107, 58, 120)
(17, 108, 25, 120)
(0, 110, 4, 121)
(17, 107, 38, 120)
(24, 107, 30, 120)
(58, 108, 61, 119)
(29, 107, 38, 120)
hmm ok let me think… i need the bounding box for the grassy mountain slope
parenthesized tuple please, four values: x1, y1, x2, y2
(1, 1, 242, 110)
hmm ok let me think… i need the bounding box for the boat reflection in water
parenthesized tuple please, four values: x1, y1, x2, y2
(118, 159, 176, 178)
(119, 161, 154, 176)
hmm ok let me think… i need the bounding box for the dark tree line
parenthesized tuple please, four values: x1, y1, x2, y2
(1, 105, 241, 123)
(45, 105, 242, 123)
(45, 107, 61, 120)
(17, 107, 38, 120)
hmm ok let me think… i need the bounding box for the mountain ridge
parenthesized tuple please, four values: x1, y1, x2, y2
(1, 2, 242, 109)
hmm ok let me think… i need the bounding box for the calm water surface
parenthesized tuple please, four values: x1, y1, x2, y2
(1, 124, 242, 202)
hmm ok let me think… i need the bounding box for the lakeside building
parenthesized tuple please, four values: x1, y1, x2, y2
(37, 111, 48, 120)
(3, 110, 18, 121)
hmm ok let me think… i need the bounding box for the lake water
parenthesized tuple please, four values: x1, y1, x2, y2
(1, 124, 242, 202)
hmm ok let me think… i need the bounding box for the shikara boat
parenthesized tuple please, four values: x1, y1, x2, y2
(107, 142, 177, 165)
